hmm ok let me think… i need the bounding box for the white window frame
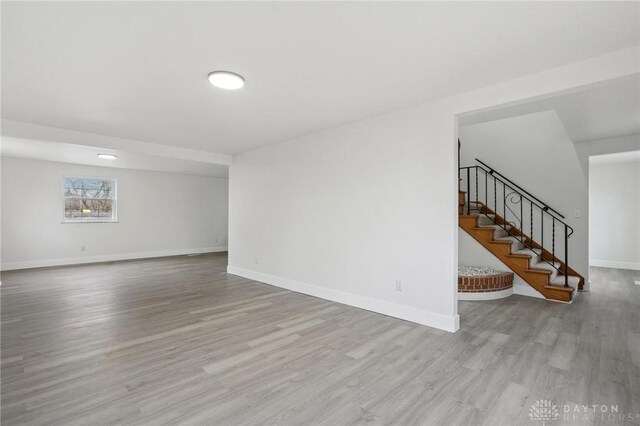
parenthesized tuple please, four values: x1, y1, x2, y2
(62, 176, 118, 223)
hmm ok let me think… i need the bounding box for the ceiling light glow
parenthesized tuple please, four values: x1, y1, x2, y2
(97, 154, 117, 160)
(208, 71, 245, 90)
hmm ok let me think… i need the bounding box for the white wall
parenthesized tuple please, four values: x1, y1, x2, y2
(1, 157, 229, 270)
(589, 159, 640, 270)
(228, 48, 638, 333)
(229, 103, 459, 331)
(459, 110, 589, 284)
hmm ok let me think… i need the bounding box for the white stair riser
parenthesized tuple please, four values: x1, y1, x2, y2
(551, 275, 580, 288)
(493, 228, 509, 239)
(510, 241, 525, 252)
(528, 256, 541, 268)
(495, 240, 523, 252)
(477, 216, 495, 226)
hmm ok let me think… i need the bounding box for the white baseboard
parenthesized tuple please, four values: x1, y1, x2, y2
(1, 247, 228, 271)
(227, 265, 460, 333)
(590, 259, 640, 271)
(458, 287, 513, 301)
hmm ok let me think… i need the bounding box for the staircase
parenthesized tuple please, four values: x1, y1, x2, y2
(458, 158, 584, 303)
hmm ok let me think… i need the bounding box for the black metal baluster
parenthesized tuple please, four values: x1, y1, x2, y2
(540, 209, 544, 261)
(552, 217, 555, 266)
(466, 168, 470, 215)
(520, 194, 523, 243)
(529, 203, 533, 249)
(564, 225, 569, 287)
(493, 178, 497, 218)
(475, 167, 478, 208)
(503, 183, 507, 232)
(485, 170, 488, 211)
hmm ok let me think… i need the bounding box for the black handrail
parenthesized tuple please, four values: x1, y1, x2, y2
(461, 164, 574, 235)
(475, 158, 565, 219)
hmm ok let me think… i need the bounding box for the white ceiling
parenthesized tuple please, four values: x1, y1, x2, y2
(459, 75, 640, 142)
(1, 136, 230, 177)
(0, 119, 231, 177)
(2, 1, 639, 156)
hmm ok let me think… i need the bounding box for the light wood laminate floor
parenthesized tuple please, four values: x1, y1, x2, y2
(1, 253, 639, 425)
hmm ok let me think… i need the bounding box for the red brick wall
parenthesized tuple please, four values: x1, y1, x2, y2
(458, 272, 513, 293)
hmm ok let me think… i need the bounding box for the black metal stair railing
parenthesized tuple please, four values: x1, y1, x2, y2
(459, 158, 574, 288)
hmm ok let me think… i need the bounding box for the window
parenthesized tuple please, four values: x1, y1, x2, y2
(63, 177, 117, 222)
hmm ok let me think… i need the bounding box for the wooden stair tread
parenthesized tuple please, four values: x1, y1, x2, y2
(525, 268, 552, 275)
(543, 284, 574, 293)
(477, 224, 512, 231)
(514, 248, 542, 257)
(473, 227, 497, 233)
(506, 253, 531, 259)
(496, 236, 522, 243)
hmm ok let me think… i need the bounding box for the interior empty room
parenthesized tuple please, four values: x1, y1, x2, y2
(1, 2, 639, 425)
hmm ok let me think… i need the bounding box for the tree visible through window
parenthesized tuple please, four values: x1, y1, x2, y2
(64, 177, 117, 222)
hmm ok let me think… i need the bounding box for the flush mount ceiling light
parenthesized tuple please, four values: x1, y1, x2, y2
(97, 154, 117, 160)
(208, 71, 245, 90)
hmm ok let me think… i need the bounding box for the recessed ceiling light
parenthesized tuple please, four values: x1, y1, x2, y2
(97, 154, 117, 160)
(208, 71, 245, 90)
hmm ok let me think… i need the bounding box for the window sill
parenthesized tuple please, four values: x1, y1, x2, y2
(61, 220, 119, 224)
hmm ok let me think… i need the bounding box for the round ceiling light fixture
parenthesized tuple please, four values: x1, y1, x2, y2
(97, 153, 118, 160)
(208, 71, 245, 90)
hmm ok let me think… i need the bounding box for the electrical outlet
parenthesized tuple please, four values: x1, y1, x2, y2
(574, 209, 581, 218)
(395, 280, 403, 292)
(254, 256, 258, 265)
(215, 237, 219, 244)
